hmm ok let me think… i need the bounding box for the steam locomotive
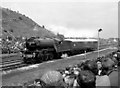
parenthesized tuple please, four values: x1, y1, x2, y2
(22, 37, 98, 63)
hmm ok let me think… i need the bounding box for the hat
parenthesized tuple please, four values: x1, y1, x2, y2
(77, 70, 96, 88)
(41, 70, 63, 85)
(101, 57, 115, 69)
(83, 60, 98, 75)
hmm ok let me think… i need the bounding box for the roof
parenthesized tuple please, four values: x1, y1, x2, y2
(64, 38, 98, 42)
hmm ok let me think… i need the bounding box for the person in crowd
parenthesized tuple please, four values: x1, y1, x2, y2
(64, 67, 71, 75)
(96, 69, 118, 88)
(34, 79, 47, 87)
(77, 70, 96, 88)
(63, 74, 75, 87)
(24, 51, 119, 88)
(97, 56, 118, 87)
(108, 70, 118, 88)
(96, 75, 111, 87)
(113, 51, 120, 66)
(40, 70, 67, 88)
(101, 57, 116, 75)
(82, 60, 98, 75)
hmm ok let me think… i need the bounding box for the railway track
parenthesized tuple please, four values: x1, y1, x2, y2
(0, 59, 27, 71)
(1, 59, 22, 65)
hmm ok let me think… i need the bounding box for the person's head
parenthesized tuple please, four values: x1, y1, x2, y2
(83, 60, 98, 75)
(43, 81, 66, 88)
(97, 57, 102, 62)
(41, 70, 66, 88)
(34, 79, 46, 87)
(63, 75, 75, 87)
(101, 57, 115, 70)
(44, 85, 65, 88)
(97, 61, 102, 70)
(77, 70, 96, 88)
(65, 67, 70, 71)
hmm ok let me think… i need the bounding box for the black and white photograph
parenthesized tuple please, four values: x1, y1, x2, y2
(0, 0, 119, 87)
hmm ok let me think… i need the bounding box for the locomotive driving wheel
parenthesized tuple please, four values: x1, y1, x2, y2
(48, 53, 54, 60)
(44, 54, 49, 61)
(37, 52, 44, 62)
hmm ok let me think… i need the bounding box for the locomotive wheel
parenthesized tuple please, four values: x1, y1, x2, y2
(23, 57, 28, 64)
(55, 53, 62, 59)
(39, 55, 44, 62)
(48, 53, 54, 60)
(31, 58, 36, 64)
(44, 54, 49, 61)
(23, 57, 34, 64)
(37, 53, 43, 62)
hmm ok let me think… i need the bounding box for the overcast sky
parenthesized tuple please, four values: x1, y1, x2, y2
(1, 0, 118, 38)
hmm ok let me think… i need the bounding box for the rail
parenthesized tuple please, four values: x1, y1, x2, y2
(0, 53, 18, 59)
(0, 59, 26, 71)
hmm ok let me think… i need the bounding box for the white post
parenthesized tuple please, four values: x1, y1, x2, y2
(85, 50, 86, 59)
(98, 31, 100, 57)
(98, 29, 102, 57)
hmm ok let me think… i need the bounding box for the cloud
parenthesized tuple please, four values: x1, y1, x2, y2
(1, 1, 117, 38)
(46, 25, 97, 37)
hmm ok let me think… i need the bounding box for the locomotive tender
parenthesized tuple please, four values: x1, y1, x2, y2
(22, 37, 98, 63)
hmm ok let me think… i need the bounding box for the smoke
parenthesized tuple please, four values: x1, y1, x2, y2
(46, 25, 97, 38)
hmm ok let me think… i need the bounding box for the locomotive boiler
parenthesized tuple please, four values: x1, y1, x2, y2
(26, 37, 56, 50)
(22, 37, 98, 63)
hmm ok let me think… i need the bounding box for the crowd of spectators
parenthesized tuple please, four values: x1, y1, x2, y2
(23, 50, 120, 88)
(1, 36, 26, 54)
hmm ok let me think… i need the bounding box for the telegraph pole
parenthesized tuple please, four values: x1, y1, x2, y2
(98, 29, 102, 57)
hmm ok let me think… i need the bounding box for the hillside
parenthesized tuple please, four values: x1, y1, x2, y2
(1, 8, 58, 39)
